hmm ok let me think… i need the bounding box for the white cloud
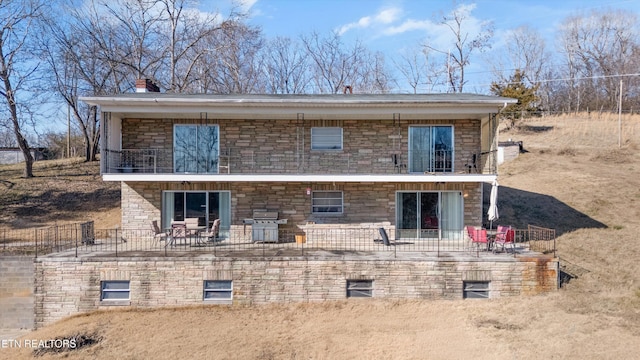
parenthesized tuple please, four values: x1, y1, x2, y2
(337, 6, 401, 35)
(383, 19, 435, 35)
(239, 0, 258, 13)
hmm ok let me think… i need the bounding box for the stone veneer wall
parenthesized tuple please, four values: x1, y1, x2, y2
(34, 256, 558, 328)
(118, 117, 486, 231)
(120, 181, 483, 232)
(121, 118, 482, 172)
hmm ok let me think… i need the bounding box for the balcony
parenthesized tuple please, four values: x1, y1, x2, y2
(103, 149, 497, 176)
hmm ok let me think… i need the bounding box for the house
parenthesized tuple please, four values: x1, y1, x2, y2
(25, 83, 558, 328)
(81, 82, 516, 240)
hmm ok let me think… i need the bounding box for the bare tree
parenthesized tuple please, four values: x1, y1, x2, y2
(424, 3, 493, 93)
(262, 36, 311, 94)
(0, 0, 47, 177)
(196, 21, 264, 94)
(356, 51, 393, 94)
(393, 47, 445, 93)
(558, 10, 639, 111)
(159, 0, 244, 93)
(302, 31, 389, 94)
(490, 26, 552, 110)
(505, 26, 549, 86)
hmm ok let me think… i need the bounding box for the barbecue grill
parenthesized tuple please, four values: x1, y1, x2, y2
(243, 210, 287, 243)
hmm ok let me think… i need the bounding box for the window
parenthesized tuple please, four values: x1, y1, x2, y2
(346, 280, 373, 298)
(409, 126, 453, 172)
(203, 280, 233, 301)
(174, 124, 219, 173)
(463, 281, 490, 299)
(312, 191, 343, 214)
(101, 281, 130, 302)
(311, 127, 342, 150)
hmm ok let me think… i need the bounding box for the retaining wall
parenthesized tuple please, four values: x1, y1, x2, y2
(34, 255, 558, 328)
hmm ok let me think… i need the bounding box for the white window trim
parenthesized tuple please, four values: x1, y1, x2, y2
(463, 281, 490, 299)
(203, 280, 233, 303)
(100, 280, 131, 305)
(312, 191, 344, 214)
(346, 279, 374, 298)
(311, 127, 343, 151)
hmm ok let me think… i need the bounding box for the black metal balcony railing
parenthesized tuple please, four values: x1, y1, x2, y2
(1, 223, 556, 259)
(104, 149, 497, 175)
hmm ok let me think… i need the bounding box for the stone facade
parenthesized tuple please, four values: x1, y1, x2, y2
(116, 117, 490, 232)
(34, 255, 558, 328)
(121, 181, 483, 232)
(121, 118, 482, 173)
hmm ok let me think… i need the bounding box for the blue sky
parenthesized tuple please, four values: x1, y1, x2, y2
(208, 0, 640, 91)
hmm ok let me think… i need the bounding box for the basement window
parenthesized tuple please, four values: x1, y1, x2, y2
(100, 280, 130, 305)
(463, 281, 490, 299)
(346, 280, 373, 298)
(203, 280, 233, 302)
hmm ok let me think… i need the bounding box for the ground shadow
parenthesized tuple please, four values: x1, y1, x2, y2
(483, 183, 607, 236)
(518, 125, 554, 133)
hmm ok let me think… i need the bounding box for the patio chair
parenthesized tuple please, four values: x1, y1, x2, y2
(168, 223, 188, 247)
(201, 219, 221, 243)
(151, 220, 168, 245)
(493, 225, 515, 254)
(466, 226, 488, 251)
(185, 217, 200, 235)
(464, 154, 478, 173)
(378, 227, 392, 246)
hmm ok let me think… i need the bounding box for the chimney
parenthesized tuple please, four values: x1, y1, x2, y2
(136, 79, 160, 93)
(343, 85, 353, 94)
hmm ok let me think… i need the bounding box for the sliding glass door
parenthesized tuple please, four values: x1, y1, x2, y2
(396, 191, 463, 239)
(174, 125, 219, 173)
(409, 126, 453, 173)
(162, 191, 230, 238)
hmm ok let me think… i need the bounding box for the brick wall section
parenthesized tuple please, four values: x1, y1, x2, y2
(34, 256, 558, 328)
(119, 117, 486, 231)
(121, 181, 483, 231)
(0, 256, 34, 329)
(121, 118, 484, 175)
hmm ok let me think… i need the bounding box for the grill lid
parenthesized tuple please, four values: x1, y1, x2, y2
(252, 210, 278, 220)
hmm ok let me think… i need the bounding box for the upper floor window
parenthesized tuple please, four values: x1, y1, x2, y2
(174, 125, 219, 173)
(409, 126, 453, 173)
(311, 127, 342, 150)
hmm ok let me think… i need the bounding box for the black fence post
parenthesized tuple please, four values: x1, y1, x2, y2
(75, 224, 78, 258)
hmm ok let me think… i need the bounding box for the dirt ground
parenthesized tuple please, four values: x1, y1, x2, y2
(1, 114, 639, 359)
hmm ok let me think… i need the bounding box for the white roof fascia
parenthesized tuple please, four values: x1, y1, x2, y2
(103, 173, 497, 183)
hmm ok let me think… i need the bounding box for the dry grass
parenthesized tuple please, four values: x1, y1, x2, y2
(0, 157, 120, 230)
(2, 114, 640, 359)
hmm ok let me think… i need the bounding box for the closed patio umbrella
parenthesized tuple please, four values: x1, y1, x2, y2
(487, 180, 499, 229)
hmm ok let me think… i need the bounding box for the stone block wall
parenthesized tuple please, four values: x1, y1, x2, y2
(0, 256, 34, 329)
(34, 255, 558, 328)
(120, 181, 483, 231)
(121, 118, 484, 174)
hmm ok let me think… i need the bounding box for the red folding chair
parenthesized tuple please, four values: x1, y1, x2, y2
(493, 225, 515, 254)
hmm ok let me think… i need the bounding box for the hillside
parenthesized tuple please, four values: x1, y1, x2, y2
(0, 158, 120, 230)
(2, 113, 640, 360)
